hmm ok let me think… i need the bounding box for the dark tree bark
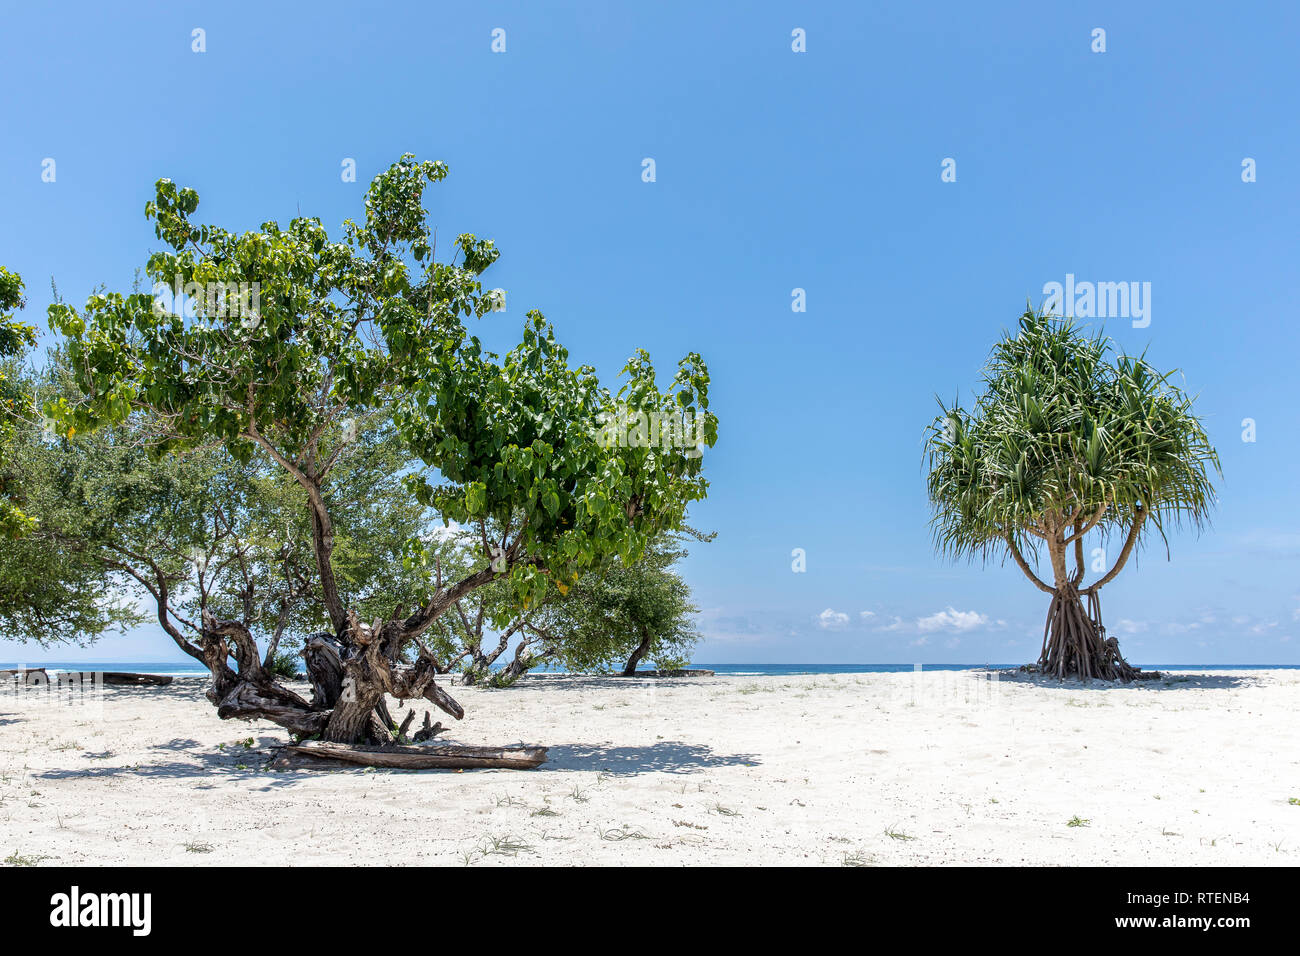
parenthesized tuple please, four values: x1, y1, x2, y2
(621, 626, 653, 677)
(195, 602, 470, 744)
(179, 482, 539, 742)
(304, 633, 345, 708)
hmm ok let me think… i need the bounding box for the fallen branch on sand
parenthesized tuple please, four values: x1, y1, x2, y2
(271, 740, 548, 771)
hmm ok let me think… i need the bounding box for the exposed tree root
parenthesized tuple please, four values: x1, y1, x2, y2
(1036, 586, 1139, 682)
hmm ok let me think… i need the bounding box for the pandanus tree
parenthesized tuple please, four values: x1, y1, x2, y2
(925, 309, 1218, 681)
(46, 156, 716, 742)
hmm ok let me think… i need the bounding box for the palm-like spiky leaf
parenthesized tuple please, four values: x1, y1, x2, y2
(924, 309, 1219, 587)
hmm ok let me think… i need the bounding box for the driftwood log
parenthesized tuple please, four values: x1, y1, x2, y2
(92, 672, 174, 686)
(275, 740, 548, 770)
(624, 668, 714, 678)
(2, 670, 172, 686)
(0, 668, 47, 681)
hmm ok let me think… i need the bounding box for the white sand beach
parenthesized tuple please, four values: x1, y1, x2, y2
(2, 670, 1297, 866)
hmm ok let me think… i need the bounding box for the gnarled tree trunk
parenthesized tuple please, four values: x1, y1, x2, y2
(201, 608, 466, 745)
(194, 499, 510, 741)
(495, 640, 556, 686)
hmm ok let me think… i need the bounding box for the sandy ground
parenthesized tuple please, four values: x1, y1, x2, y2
(1, 669, 1297, 866)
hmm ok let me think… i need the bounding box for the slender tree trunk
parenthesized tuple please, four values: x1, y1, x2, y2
(459, 638, 501, 686)
(308, 503, 347, 635)
(459, 619, 523, 686)
(621, 627, 653, 677)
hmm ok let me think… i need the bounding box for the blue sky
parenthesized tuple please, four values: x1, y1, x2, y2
(2, 1, 1298, 665)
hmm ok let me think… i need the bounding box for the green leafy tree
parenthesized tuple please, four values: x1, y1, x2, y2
(0, 353, 145, 645)
(924, 309, 1218, 681)
(46, 156, 715, 741)
(0, 267, 38, 538)
(551, 526, 709, 676)
(5, 350, 460, 683)
(2, 275, 138, 645)
(427, 524, 709, 684)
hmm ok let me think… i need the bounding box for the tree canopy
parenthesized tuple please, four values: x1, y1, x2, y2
(924, 308, 1219, 679)
(0, 349, 144, 644)
(47, 155, 715, 633)
(549, 526, 708, 677)
(0, 266, 38, 538)
(34, 155, 717, 741)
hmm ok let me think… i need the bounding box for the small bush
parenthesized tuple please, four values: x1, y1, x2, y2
(267, 649, 302, 680)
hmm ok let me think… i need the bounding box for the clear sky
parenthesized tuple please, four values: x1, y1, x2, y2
(2, 1, 1298, 665)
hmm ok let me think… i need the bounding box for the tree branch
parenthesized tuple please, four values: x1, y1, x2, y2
(1005, 533, 1054, 594)
(402, 564, 503, 641)
(101, 545, 205, 662)
(1064, 503, 1107, 545)
(1083, 508, 1146, 594)
(246, 417, 347, 634)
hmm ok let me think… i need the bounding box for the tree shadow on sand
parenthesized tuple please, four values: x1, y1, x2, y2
(484, 675, 721, 693)
(986, 669, 1258, 691)
(30, 734, 755, 780)
(31, 733, 300, 790)
(544, 740, 759, 775)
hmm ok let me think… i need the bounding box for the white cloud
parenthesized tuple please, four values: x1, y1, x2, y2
(916, 607, 989, 633)
(817, 608, 850, 630)
(859, 610, 875, 621)
(424, 520, 470, 544)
